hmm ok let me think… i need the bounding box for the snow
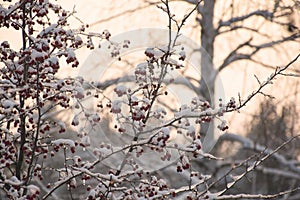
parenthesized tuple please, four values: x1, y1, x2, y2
(48, 56, 59, 64)
(71, 115, 79, 126)
(57, 121, 66, 129)
(75, 36, 82, 43)
(5, 176, 22, 186)
(111, 100, 122, 114)
(51, 139, 75, 147)
(66, 30, 74, 37)
(174, 106, 192, 118)
(93, 147, 112, 158)
(135, 62, 148, 75)
(90, 113, 100, 123)
(175, 106, 218, 118)
(73, 86, 85, 99)
(27, 184, 40, 194)
(88, 189, 96, 198)
(187, 126, 195, 135)
(77, 167, 120, 183)
(166, 57, 178, 65)
(179, 49, 186, 60)
(142, 98, 150, 104)
(38, 8, 47, 16)
(81, 135, 91, 147)
(114, 85, 127, 97)
(31, 49, 46, 61)
(205, 191, 220, 200)
(1, 99, 17, 109)
(161, 127, 170, 137)
(145, 47, 164, 58)
(67, 48, 75, 58)
(155, 107, 167, 116)
(39, 24, 57, 37)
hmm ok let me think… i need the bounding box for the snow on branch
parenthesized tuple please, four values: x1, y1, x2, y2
(219, 132, 300, 174)
(198, 133, 300, 198)
(227, 53, 300, 111)
(212, 186, 300, 200)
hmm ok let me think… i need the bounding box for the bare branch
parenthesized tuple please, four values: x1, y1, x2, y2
(218, 34, 300, 72)
(230, 53, 300, 110)
(216, 160, 300, 180)
(214, 187, 300, 199)
(217, 10, 274, 30)
(219, 133, 300, 174)
(90, 1, 160, 27)
(210, 133, 300, 198)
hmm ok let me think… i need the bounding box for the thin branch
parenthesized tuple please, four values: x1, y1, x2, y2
(219, 133, 300, 174)
(217, 10, 274, 30)
(214, 187, 300, 199)
(89, 1, 160, 27)
(215, 160, 300, 180)
(228, 53, 300, 110)
(218, 33, 300, 73)
(217, 25, 272, 38)
(206, 133, 300, 198)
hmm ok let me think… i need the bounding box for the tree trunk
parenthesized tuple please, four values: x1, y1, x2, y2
(199, 0, 217, 152)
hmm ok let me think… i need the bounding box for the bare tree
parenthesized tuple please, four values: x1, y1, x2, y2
(91, 0, 300, 149)
(182, 0, 300, 147)
(1, 0, 300, 199)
